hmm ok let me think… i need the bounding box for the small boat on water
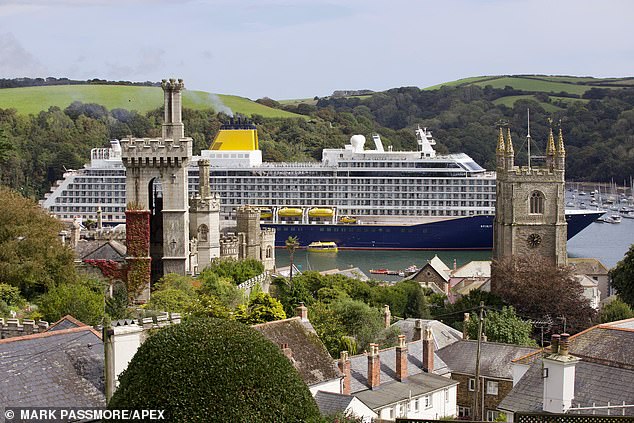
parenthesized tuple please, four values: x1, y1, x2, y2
(339, 215, 357, 224)
(306, 241, 338, 253)
(369, 268, 389, 274)
(598, 214, 622, 224)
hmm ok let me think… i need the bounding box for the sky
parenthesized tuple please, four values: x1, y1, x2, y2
(1, 0, 633, 100)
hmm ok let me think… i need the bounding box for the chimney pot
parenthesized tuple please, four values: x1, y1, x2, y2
(550, 334, 560, 354)
(559, 333, 570, 356)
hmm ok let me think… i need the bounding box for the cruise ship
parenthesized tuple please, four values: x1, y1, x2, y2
(41, 122, 601, 249)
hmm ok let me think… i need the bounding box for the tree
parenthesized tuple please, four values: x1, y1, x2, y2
(0, 187, 78, 298)
(598, 298, 634, 323)
(37, 280, 105, 326)
(329, 298, 384, 352)
(235, 292, 286, 325)
(491, 256, 596, 334)
(109, 318, 320, 422)
(464, 306, 537, 346)
(609, 244, 634, 308)
(285, 235, 300, 286)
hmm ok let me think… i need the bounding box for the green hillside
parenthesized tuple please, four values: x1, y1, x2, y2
(0, 85, 304, 118)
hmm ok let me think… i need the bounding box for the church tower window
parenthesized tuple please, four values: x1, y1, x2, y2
(198, 224, 209, 242)
(530, 191, 544, 214)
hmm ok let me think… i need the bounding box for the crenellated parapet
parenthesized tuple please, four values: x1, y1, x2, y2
(0, 318, 49, 339)
(119, 137, 192, 168)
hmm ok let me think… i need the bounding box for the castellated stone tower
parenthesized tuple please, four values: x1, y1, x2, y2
(493, 125, 567, 266)
(235, 205, 276, 272)
(189, 158, 221, 270)
(120, 78, 193, 278)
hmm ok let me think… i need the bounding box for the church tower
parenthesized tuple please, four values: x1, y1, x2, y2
(493, 119, 567, 266)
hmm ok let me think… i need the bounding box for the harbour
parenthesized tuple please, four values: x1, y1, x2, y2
(275, 217, 634, 280)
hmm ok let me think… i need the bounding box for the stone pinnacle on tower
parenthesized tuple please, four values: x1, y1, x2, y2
(557, 122, 566, 156)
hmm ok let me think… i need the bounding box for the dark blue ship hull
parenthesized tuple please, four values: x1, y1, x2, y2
(262, 211, 602, 250)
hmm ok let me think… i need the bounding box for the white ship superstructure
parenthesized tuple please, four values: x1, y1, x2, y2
(41, 124, 496, 225)
(41, 140, 127, 224)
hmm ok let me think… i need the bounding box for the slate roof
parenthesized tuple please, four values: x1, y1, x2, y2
(436, 340, 538, 379)
(567, 323, 634, 369)
(75, 239, 126, 261)
(0, 326, 104, 407)
(353, 372, 458, 410)
(46, 315, 86, 332)
(319, 267, 369, 281)
(452, 260, 491, 278)
(391, 318, 463, 347)
(348, 339, 453, 393)
(498, 359, 634, 415)
(253, 317, 342, 387)
(314, 390, 356, 416)
(568, 257, 609, 275)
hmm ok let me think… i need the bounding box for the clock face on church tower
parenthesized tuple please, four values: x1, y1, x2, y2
(527, 233, 542, 248)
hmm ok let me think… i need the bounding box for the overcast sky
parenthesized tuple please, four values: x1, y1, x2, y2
(1, 0, 633, 100)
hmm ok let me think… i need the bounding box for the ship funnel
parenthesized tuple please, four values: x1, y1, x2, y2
(350, 135, 366, 153)
(372, 134, 385, 152)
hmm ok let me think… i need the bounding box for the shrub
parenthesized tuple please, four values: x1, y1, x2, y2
(109, 318, 320, 422)
(37, 281, 105, 325)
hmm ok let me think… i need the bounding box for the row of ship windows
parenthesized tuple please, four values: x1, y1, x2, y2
(51, 206, 126, 213)
(211, 178, 495, 186)
(217, 186, 495, 194)
(56, 197, 124, 204)
(337, 161, 460, 168)
(225, 192, 495, 201)
(68, 184, 126, 190)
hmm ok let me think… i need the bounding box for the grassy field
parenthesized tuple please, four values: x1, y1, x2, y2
(471, 76, 593, 95)
(492, 95, 561, 112)
(0, 85, 305, 118)
(423, 76, 496, 90)
(277, 98, 317, 106)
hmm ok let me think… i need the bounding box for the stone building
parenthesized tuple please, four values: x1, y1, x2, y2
(118, 78, 275, 292)
(493, 124, 567, 266)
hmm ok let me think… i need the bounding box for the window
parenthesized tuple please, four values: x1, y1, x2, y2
(198, 224, 209, 242)
(486, 410, 500, 421)
(468, 378, 476, 391)
(529, 190, 544, 214)
(445, 388, 449, 403)
(458, 406, 471, 418)
(424, 395, 431, 409)
(487, 381, 499, 396)
(414, 398, 419, 412)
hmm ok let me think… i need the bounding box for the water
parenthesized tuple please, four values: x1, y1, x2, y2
(275, 219, 634, 279)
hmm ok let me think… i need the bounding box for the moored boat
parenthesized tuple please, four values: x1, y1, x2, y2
(306, 241, 338, 253)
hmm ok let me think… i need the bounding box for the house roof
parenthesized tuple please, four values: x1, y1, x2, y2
(391, 318, 463, 347)
(319, 267, 369, 281)
(46, 315, 87, 332)
(498, 358, 634, 415)
(568, 258, 609, 275)
(348, 339, 453, 393)
(353, 372, 458, 410)
(253, 317, 342, 387)
(314, 390, 356, 416)
(576, 274, 598, 288)
(75, 239, 126, 261)
(452, 261, 491, 278)
(0, 325, 104, 407)
(436, 340, 539, 379)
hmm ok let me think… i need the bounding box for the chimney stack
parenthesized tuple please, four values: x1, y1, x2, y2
(414, 319, 423, 341)
(367, 343, 381, 389)
(383, 305, 391, 328)
(396, 335, 408, 382)
(422, 325, 434, 373)
(296, 302, 308, 321)
(543, 333, 579, 414)
(338, 351, 351, 395)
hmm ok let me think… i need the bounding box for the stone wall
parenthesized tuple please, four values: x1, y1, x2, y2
(0, 318, 49, 339)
